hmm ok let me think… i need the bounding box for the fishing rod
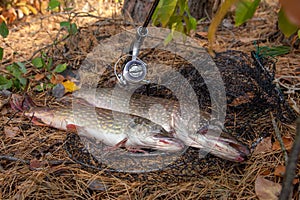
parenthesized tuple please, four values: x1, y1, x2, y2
(115, 0, 160, 86)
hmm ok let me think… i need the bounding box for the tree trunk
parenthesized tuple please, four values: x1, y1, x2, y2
(122, 0, 221, 23)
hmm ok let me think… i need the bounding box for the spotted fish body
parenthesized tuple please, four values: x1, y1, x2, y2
(74, 88, 250, 162)
(23, 104, 185, 152)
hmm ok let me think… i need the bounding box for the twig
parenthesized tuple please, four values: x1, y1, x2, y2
(0, 111, 19, 131)
(270, 112, 288, 165)
(279, 117, 300, 200)
(0, 155, 75, 166)
(0, 155, 30, 164)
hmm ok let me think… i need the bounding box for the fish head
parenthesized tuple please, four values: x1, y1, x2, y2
(126, 118, 185, 152)
(201, 127, 250, 162)
(172, 116, 250, 162)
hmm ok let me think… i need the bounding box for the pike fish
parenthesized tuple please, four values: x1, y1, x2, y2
(11, 95, 185, 152)
(74, 88, 250, 162)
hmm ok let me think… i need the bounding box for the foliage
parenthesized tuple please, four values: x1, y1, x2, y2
(235, 0, 260, 26)
(278, 8, 299, 37)
(207, 0, 300, 53)
(0, 21, 9, 38)
(0, 62, 27, 90)
(48, 0, 61, 10)
(0, 21, 9, 61)
(152, 0, 197, 44)
(31, 53, 68, 92)
(60, 21, 78, 35)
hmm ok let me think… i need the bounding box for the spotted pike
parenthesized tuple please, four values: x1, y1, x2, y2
(11, 94, 185, 152)
(74, 88, 250, 162)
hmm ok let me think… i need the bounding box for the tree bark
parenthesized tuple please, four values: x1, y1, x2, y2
(122, 0, 221, 23)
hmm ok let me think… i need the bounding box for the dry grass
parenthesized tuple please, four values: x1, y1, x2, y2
(0, 1, 300, 199)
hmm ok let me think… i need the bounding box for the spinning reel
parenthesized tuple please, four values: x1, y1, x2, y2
(115, 0, 160, 86)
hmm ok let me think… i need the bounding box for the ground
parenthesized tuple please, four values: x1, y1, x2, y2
(0, 1, 300, 199)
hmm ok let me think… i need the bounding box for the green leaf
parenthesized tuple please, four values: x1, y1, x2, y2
(235, 0, 260, 26)
(18, 77, 27, 87)
(0, 47, 3, 60)
(16, 62, 27, 73)
(6, 64, 21, 78)
(0, 75, 13, 90)
(164, 32, 173, 46)
(48, 0, 60, 10)
(34, 84, 45, 92)
(177, 0, 185, 15)
(298, 30, 300, 38)
(278, 8, 298, 37)
(152, 0, 178, 27)
(60, 21, 70, 28)
(0, 22, 9, 38)
(32, 57, 44, 68)
(46, 57, 53, 71)
(70, 23, 77, 35)
(12, 79, 21, 90)
(60, 21, 77, 35)
(53, 63, 67, 73)
(46, 74, 52, 80)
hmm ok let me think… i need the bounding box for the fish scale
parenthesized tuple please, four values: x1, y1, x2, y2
(23, 103, 185, 152)
(73, 88, 250, 162)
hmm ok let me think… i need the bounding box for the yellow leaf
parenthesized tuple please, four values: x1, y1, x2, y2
(19, 6, 30, 15)
(62, 80, 79, 93)
(40, 0, 49, 15)
(26, 5, 38, 15)
(16, 2, 27, 7)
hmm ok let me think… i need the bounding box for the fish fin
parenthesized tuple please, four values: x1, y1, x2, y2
(66, 124, 77, 132)
(31, 117, 48, 126)
(125, 147, 148, 154)
(10, 94, 37, 112)
(104, 138, 128, 151)
(10, 94, 24, 111)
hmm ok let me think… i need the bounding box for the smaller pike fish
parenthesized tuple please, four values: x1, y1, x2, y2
(74, 88, 250, 162)
(11, 94, 185, 152)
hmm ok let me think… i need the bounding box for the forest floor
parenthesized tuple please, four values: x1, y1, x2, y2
(0, 1, 300, 199)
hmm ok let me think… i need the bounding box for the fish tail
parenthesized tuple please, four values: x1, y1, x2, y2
(10, 93, 36, 112)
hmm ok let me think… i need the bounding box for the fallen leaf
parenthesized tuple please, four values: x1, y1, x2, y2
(50, 74, 65, 84)
(293, 178, 299, 185)
(88, 180, 107, 191)
(26, 5, 38, 15)
(260, 169, 271, 176)
(40, 0, 49, 14)
(34, 0, 41, 12)
(274, 165, 299, 184)
(19, 6, 30, 16)
(253, 136, 272, 155)
(1, 8, 17, 24)
(29, 159, 42, 170)
(4, 126, 20, 138)
(34, 73, 45, 81)
(272, 136, 293, 151)
(228, 92, 255, 106)
(62, 80, 79, 93)
(274, 165, 286, 177)
(255, 176, 282, 200)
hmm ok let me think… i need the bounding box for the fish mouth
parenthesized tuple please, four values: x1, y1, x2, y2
(152, 135, 186, 152)
(176, 124, 250, 162)
(198, 129, 250, 162)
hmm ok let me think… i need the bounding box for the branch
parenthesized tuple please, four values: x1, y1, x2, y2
(279, 117, 300, 200)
